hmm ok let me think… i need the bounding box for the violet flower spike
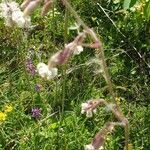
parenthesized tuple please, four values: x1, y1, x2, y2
(31, 108, 41, 118)
(35, 84, 42, 92)
(26, 58, 36, 75)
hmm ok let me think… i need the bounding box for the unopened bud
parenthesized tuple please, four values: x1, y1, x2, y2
(23, 0, 41, 16)
(21, 0, 32, 9)
(41, 0, 53, 16)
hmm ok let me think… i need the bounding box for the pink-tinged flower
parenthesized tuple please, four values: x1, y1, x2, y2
(31, 108, 41, 118)
(48, 32, 86, 68)
(81, 100, 98, 118)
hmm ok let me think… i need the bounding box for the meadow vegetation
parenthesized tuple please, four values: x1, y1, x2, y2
(0, 0, 149, 149)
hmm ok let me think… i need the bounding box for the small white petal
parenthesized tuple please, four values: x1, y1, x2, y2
(37, 63, 48, 78)
(86, 110, 93, 118)
(51, 68, 58, 77)
(99, 146, 104, 150)
(81, 103, 88, 109)
(81, 109, 85, 114)
(74, 45, 83, 55)
(84, 144, 94, 150)
(93, 109, 97, 114)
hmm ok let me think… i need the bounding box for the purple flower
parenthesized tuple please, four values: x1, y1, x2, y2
(26, 58, 36, 75)
(31, 108, 41, 118)
(35, 84, 42, 92)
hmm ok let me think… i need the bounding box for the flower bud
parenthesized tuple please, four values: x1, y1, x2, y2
(23, 0, 41, 16)
(21, 0, 32, 9)
(41, 0, 53, 16)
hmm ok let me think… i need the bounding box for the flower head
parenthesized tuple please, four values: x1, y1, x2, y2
(84, 144, 94, 150)
(4, 105, 13, 113)
(37, 62, 58, 80)
(0, 1, 31, 28)
(73, 45, 83, 55)
(81, 100, 97, 118)
(0, 112, 7, 121)
(35, 84, 42, 92)
(31, 108, 41, 118)
(85, 144, 103, 150)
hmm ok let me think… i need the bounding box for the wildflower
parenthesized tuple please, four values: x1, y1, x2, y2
(85, 144, 103, 150)
(73, 45, 83, 55)
(37, 62, 58, 80)
(35, 84, 42, 92)
(31, 108, 41, 118)
(48, 32, 86, 67)
(0, 112, 7, 121)
(115, 97, 121, 105)
(4, 105, 13, 113)
(81, 100, 97, 118)
(0, 1, 31, 28)
(84, 144, 94, 150)
(26, 58, 36, 75)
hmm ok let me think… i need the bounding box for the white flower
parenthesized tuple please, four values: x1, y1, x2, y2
(85, 144, 103, 150)
(12, 10, 31, 28)
(81, 103, 89, 114)
(37, 62, 58, 80)
(86, 110, 93, 118)
(74, 45, 83, 55)
(0, 1, 31, 28)
(0, 2, 13, 26)
(37, 63, 48, 78)
(85, 144, 94, 150)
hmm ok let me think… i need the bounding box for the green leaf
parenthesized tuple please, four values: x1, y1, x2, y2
(123, 0, 138, 9)
(129, 0, 138, 7)
(144, 1, 150, 19)
(123, 0, 131, 9)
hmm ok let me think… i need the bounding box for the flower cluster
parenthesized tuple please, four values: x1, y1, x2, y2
(31, 108, 41, 118)
(0, 112, 7, 121)
(81, 100, 101, 117)
(0, 0, 31, 28)
(0, 105, 13, 122)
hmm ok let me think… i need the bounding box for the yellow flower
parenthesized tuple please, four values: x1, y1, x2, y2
(4, 105, 13, 113)
(115, 97, 121, 105)
(0, 112, 7, 121)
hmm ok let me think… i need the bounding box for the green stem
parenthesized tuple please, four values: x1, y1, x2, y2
(21, 30, 34, 104)
(125, 123, 129, 150)
(64, 7, 69, 43)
